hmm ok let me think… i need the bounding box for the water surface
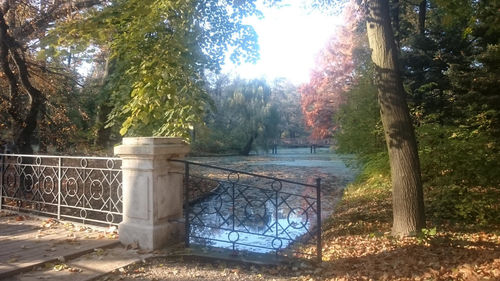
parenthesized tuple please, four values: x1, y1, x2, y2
(186, 147, 357, 254)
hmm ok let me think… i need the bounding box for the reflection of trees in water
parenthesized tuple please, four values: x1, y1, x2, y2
(185, 149, 354, 259)
(187, 176, 318, 254)
(190, 182, 273, 234)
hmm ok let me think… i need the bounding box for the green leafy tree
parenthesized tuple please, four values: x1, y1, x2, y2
(335, 74, 385, 158)
(49, 0, 261, 140)
(194, 77, 281, 155)
(409, 0, 500, 225)
(269, 78, 307, 139)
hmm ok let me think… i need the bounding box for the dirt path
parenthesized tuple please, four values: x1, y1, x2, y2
(95, 255, 319, 281)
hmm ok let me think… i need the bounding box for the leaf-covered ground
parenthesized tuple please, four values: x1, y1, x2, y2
(96, 174, 500, 281)
(311, 176, 500, 280)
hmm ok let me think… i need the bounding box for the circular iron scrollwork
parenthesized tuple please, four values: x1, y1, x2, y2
(79, 209, 87, 219)
(117, 185, 123, 201)
(228, 231, 239, 243)
(227, 172, 239, 184)
(106, 213, 114, 223)
(244, 200, 267, 223)
(272, 238, 283, 250)
(90, 180, 104, 200)
(106, 159, 115, 169)
(6, 173, 16, 188)
(271, 180, 282, 192)
(42, 176, 54, 194)
(287, 207, 309, 229)
(24, 174, 34, 192)
(203, 196, 223, 215)
(64, 177, 79, 197)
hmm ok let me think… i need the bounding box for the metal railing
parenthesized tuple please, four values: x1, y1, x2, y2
(0, 153, 122, 226)
(173, 159, 322, 262)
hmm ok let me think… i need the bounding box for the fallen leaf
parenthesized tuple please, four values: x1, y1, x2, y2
(94, 248, 105, 255)
(53, 264, 67, 271)
(107, 226, 117, 233)
(68, 267, 82, 273)
(126, 241, 139, 250)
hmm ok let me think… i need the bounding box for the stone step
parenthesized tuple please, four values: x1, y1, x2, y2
(10, 245, 153, 281)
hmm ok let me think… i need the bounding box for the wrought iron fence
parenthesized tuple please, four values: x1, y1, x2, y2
(0, 153, 122, 226)
(173, 159, 322, 262)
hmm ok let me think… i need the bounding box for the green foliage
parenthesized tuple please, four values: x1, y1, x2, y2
(334, 75, 385, 158)
(426, 184, 500, 226)
(416, 227, 437, 244)
(355, 152, 390, 183)
(332, 0, 500, 228)
(418, 123, 500, 225)
(47, 0, 260, 139)
(402, 0, 500, 226)
(418, 124, 500, 188)
(192, 78, 284, 155)
(333, 59, 389, 181)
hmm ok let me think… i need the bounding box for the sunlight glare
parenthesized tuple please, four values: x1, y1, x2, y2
(223, 1, 345, 85)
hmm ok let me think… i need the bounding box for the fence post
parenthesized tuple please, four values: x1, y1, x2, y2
(114, 137, 189, 250)
(0, 155, 3, 210)
(184, 161, 190, 248)
(57, 157, 61, 220)
(316, 177, 322, 263)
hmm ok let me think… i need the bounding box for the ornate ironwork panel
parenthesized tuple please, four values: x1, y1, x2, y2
(175, 160, 322, 262)
(0, 154, 122, 226)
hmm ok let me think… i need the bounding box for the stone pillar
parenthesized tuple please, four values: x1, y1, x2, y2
(114, 137, 189, 250)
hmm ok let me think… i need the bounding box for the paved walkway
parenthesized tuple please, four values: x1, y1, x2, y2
(0, 211, 150, 280)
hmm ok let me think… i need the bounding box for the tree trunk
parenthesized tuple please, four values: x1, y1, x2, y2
(391, 0, 400, 48)
(0, 4, 46, 154)
(418, 0, 427, 36)
(365, 0, 425, 236)
(240, 134, 256, 156)
(11, 49, 44, 154)
(94, 56, 112, 148)
(94, 103, 113, 148)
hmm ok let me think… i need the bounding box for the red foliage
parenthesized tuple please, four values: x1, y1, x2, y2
(300, 25, 355, 140)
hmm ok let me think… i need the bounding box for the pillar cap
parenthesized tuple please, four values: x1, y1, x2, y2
(114, 137, 189, 157)
(122, 137, 186, 146)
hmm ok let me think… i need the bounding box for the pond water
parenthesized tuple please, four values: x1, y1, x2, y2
(186, 147, 358, 255)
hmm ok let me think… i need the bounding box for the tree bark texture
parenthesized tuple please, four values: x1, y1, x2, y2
(391, 0, 400, 48)
(365, 0, 425, 236)
(240, 133, 257, 156)
(0, 2, 44, 153)
(94, 57, 113, 148)
(418, 0, 427, 36)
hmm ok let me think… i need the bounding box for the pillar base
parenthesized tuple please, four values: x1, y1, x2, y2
(118, 221, 184, 250)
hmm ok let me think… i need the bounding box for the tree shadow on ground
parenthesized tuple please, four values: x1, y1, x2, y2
(320, 238, 500, 280)
(321, 195, 393, 239)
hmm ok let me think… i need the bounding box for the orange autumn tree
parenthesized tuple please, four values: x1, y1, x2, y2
(300, 26, 355, 140)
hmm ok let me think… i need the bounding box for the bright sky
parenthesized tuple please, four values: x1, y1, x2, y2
(222, 1, 345, 85)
